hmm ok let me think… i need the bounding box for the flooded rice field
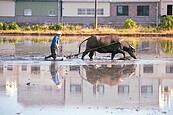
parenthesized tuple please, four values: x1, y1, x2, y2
(0, 36, 173, 115)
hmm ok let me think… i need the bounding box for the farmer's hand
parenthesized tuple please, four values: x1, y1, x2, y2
(58, 46, 61, 49)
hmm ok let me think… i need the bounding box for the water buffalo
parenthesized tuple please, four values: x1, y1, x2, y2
(79, 35, 137, 60)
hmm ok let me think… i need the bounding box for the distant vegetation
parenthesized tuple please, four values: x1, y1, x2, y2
(0, 16, 173, 34)
(123, 19, 138, 29)
(0, 22, 81, 31)
(157, 16, 173, 30)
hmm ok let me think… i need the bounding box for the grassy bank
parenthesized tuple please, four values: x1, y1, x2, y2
(0, 29, 173, 37)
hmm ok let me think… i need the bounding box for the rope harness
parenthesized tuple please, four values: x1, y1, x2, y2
(65, 41, 120, 59)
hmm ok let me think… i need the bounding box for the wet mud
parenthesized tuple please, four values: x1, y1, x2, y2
(0, 36, 173, 115)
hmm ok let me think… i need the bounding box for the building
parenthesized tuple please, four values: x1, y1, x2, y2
(0, 0, 173, 27)
(0, 0, 15, 22)
(15, 0, 60, 24)
(160, 0, 173, 16)
(110, 0, 160, 27)
(63, 0, 111, 27)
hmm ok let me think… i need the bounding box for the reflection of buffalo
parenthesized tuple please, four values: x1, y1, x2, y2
(79, 35, 137, 60)
(82, 64, 136, 86)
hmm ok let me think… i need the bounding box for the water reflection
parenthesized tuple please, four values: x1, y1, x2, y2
(159, 39, 173, 54)
(50, 61, 62, 89)
(0, 36, 173, 61)
(0, 62, 173, 111)
(82, 64, 136, 86)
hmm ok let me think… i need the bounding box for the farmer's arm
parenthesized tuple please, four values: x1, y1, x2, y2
(54, 37, 60, 52)
(53, 42, 59, 53)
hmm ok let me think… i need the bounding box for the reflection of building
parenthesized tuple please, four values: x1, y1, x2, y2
(0, 62, 173, 109)
(62, 62, 173, 108)
(17, 63, 65, 106)
(0, 44, 15, 55)
(137, 40, 173, 60)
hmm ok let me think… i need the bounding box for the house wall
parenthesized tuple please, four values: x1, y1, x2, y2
(161, 0, 173, 16)
(63, 2, 110, 16)
(16, 2, 58, 16)
(110, 2, 159, 27)
(63, 1, 160, 27)
(0, 0, 15, 22)
(0, 0, 167, 27)
(15, 1, 58, 24)
(63, 1, 111, 26)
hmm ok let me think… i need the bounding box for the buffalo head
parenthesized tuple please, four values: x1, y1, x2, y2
(128, 45, 137, 59)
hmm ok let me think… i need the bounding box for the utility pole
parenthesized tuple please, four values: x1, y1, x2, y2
(94, 0, 98, 29)
(58, 0, 63, 24)
(57, 0, 60, 23)
(60, 0, 63, 24)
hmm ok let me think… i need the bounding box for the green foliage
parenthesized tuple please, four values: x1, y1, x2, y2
(3, 23, 9, 30)
(31, 24, 41, 31)
(65, 25, 82, 30)
(9, 22, 19, 30)
(68, 25, 76, 30)
(0, 22, 3, 30)
(41, 25, 49, 31)
(55, 23, 64, 30)
(158, 16, 173, 30)
(48, 24, 55, 30)
(25, 26, 31, 31)
(123, 19, 138, 29)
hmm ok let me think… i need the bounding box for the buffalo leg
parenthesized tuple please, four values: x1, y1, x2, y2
(81, 49, 90, 60)
(89, 51, 94, 59)
(111, 53, 116, 60)
(117, 48, 126, 59)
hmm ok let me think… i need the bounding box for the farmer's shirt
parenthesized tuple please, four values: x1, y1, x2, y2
(51, 35, 60, 48)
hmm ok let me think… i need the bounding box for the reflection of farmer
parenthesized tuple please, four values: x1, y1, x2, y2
(45, 31, 62, 60)
(50, 62, 62, 89)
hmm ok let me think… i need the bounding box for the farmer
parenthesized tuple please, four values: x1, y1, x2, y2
(45, 31, 62, 60)
(50, 62, 62, 89)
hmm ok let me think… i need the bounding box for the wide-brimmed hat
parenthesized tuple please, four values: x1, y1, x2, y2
(57, 31, 62, 35)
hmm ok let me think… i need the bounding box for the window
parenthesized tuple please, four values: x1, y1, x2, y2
(141, 41, 149, 51)
(166, 65, 173, 73)
(118, 85, 129, 94)
(0, 65, 3, 73)
(24, 9, 32, 16)
(70, 65, 80, 71)
(137, 6, 149, 16)
(143, 64, 153, 73)
(48, 9, 55, 16)
(31, 66, 40, 74)
(141, 85, 153, 94)
(167, 5, 173, 15)
(22, 65, 27, 71)
(70, 84, 81, 94)
(7, 65, 13, 71)
(78, 8, 104, 16)
(93, 85, 104, 94)
(78, 8, 86, 15)
(98, 8, 104, 15)
(87, 8, 94, 15)
(117, 5, 128, 16)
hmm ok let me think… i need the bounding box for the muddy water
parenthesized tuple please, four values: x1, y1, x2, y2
(0, 36, 173, 115)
